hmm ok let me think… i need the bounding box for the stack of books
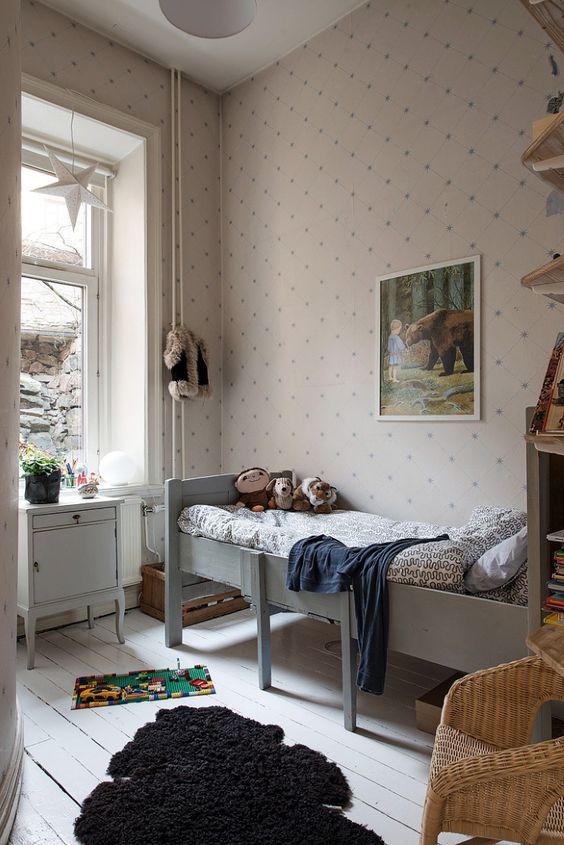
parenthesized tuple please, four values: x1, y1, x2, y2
(544, 546, 564, 625)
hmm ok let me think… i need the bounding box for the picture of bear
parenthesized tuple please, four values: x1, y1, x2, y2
(405, 309, 474, 377)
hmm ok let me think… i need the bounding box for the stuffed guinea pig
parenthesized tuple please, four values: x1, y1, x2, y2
(292, 477, 338, 514)
(234, 467, 271, 512)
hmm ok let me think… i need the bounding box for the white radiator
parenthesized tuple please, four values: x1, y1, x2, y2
(120, 497, 144, 586)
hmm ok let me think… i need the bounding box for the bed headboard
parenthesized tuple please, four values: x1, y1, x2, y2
(166, 470, 295, 513)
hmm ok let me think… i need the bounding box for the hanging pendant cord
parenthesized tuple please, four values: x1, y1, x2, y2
(70, 110, 75, 176)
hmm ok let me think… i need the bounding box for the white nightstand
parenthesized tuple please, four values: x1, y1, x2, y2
(18, 496, 126, 669)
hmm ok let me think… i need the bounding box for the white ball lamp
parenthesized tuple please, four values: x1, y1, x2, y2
(159, 0, 256, 39)
(99, 451, 136, 485)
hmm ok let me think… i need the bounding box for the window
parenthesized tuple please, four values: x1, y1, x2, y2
(21, 277, 84, 452)
(20, 161, 100, 469)
(22, 165, 90, 268)
(20, 84, 161, 488)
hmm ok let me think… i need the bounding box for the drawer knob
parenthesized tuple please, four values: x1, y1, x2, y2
(72, 514, 81, 523)
(33, 561, 39, 571)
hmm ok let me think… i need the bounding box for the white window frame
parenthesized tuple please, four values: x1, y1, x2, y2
(21, 154, 103, 471)
(22, 74, 164, 490)
(21, 272, 99, 471)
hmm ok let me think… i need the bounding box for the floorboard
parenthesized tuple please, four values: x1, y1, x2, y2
(11, 753, 81, 845)
(9, 608, 511, 845)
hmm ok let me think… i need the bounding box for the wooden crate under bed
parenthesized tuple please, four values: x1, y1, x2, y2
(140, 563, 249, 626)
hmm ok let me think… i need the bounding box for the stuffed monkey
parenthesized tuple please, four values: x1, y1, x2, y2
(234, 467, 270, 512)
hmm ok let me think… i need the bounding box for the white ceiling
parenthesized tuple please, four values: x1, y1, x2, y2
(42, 0, 367, 93)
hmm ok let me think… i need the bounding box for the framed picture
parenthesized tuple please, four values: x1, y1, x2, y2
(529, 332, 564, 435)
(376, 255, 480, 421)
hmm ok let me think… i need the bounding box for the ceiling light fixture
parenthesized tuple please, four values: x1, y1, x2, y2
(158, 0, 256, 39)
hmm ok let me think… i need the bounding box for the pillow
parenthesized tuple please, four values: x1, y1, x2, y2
(454, 507, 527, 568)
(464, 526, 527, 593)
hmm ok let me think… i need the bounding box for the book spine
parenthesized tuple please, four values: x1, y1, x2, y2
(543, 535, 564, 623)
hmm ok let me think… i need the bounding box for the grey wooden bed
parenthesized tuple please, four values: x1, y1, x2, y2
(165, 472, 530, 732)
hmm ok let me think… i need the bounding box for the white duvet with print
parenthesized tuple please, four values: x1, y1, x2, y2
(178, 505, 527, 604)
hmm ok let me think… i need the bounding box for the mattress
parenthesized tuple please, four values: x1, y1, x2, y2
(178, 504, 528, 606)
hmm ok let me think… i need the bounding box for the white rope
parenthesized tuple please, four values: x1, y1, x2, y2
(178, 70, 184, 327)
(170, 67, 178, 476)
(170, 67, 177, 327)
(70, 109, 75, 175)
(177, 69, 187, 478)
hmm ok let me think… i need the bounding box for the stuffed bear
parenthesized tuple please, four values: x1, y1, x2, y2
(405, 308, 474, 377)
(234, 467, 271, 512)
(292, 477, 338, 514)
(266, 477, 294, 510)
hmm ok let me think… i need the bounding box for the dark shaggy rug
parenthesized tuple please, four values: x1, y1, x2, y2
(74, 705, 386, 845)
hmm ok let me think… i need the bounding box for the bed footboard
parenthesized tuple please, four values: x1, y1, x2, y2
(165, 478, 183, 647)
(165, 473, 249, 646)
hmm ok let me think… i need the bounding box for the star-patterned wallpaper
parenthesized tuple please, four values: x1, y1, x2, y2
(17, 0, 564, 527)
(0, 0, 20, 786)
(221, 0, 564, 523)
(21, 0, 222, 480)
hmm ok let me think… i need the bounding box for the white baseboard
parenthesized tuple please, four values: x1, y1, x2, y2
(16, 582, 142, 638)
(0, 700, 24, 845)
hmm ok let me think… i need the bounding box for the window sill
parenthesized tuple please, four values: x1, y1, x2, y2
(85, 482, 164, 499)
(19, 481, 164, 502)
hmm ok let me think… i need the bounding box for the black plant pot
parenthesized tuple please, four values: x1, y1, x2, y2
(24, 469, 61, 504)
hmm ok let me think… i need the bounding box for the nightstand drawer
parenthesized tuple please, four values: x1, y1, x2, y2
(32, 506, 116, 531)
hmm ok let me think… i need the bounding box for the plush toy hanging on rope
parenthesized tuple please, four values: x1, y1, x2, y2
(163, 325, 210, 401)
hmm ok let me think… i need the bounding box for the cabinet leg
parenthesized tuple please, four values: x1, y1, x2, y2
(24, 616, 36, 670)
(115, 594, 125, 645)
(87, 605, 95, 629)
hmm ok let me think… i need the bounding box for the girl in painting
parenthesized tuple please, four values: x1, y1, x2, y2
(387, 319, 405, 383)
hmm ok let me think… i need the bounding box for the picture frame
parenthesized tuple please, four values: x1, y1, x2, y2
(376, 255, 480, 421)
(529, 332, 564, 435)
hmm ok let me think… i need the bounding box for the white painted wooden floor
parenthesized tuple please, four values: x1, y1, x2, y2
(10, 607, 502, 845)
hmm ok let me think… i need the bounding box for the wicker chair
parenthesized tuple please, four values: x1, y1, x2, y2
(420, 655, 564, 845)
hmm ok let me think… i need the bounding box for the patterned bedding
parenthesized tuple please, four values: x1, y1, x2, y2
(178, 504, 528, 606)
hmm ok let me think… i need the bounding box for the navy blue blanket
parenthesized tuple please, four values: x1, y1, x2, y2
(287, 533, 449, 694)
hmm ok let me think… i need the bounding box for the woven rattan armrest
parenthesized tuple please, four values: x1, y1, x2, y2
(441, 656, 564, 748)
(431, 736, 564, 798)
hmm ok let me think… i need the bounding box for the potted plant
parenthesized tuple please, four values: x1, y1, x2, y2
(19, 441, 62, 504)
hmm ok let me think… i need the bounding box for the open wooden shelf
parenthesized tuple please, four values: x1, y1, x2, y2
(522, 111, 564, 192)
(521, 253, 564, 302)
(520, 0, 564, 56)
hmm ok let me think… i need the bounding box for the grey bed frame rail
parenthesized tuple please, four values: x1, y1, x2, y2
(165, 472, 529, 732)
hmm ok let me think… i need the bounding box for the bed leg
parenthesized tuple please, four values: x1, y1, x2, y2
(250, 552, 272, 690)
(341, 590, 357, 732)
(165, 479, 183, 648)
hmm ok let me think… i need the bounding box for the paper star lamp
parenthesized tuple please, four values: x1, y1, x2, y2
(32, 148, 111, 229)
